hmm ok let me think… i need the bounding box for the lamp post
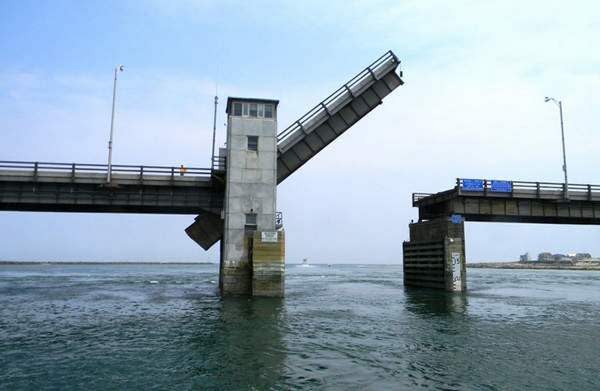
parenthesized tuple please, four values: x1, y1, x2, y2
(545, 96, 568, 198)
(107, 65, 124, 184)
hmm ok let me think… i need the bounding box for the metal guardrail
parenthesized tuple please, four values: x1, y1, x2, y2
(414, 179, 600, 205)
(211, 156, 227, 171)
(456, 178, 600, 197)
(0, 161, 212, 179)
(276, 50, 399, 144)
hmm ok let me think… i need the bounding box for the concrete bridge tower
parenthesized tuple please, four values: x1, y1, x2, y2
(221, 97, 285, 297)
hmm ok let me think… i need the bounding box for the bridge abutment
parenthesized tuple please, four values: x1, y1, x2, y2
(403, 218, 466, 292)
(220, 98, 284, 297)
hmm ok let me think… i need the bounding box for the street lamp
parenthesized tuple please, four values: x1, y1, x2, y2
(545, 96, 568, 198)
(107, 65, 125, 184)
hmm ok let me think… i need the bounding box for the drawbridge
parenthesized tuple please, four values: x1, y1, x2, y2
(0, 50, 404, 252)
(186, 50, 404, 249)
(1, 51, 404, 297)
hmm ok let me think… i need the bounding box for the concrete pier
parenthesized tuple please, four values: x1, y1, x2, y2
(403, 218, 467, 291)
(220, 97, 284, 296)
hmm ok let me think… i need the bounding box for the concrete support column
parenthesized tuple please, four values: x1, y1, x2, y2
(403, 218, 466, 292)
(221, 97, 282, 296)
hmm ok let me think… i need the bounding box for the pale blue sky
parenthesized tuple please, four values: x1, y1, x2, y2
(1, 1, 599, 262)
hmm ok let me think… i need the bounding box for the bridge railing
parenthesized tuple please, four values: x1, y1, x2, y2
(413, 193, 434, 203)
(456, 178, 600, 200)
(211, 156, 227, 172)
(276, 50, 399, 144)
(0, 161, 212, 179)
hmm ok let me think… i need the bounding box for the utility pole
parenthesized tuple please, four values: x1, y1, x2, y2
(107, 65, 124, 184)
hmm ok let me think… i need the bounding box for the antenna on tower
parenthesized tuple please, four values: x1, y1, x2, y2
(210, 83, 218, 172)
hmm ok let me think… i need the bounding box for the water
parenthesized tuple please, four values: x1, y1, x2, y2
(1, 264, 599, 390)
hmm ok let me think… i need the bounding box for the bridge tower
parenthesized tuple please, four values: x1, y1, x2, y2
(221, 97, 285, 297)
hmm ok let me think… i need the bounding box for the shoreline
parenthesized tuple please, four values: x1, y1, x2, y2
(468, 261, 600, 271)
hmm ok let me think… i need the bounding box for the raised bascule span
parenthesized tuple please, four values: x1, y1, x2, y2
(186, 50, 403, 251)
(275, 50, 403, 183)
(0, 51, 404, 297)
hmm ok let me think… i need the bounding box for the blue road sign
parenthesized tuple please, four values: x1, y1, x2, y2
(491, 180, 513, 193)
(462, 179, 484, 192)
(450, 214, 463, 224)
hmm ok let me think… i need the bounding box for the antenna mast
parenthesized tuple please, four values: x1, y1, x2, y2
(210, 91, 218, 171)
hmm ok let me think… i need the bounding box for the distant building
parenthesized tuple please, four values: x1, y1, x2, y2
(538, 252, 593, 263)
(520, 253, 531, 262)
(553, 254, 572, 262)
(575, 253, 592, 261)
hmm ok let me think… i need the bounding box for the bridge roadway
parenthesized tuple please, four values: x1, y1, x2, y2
(413, 178, 600, 225)
(0, 161, 224, 215)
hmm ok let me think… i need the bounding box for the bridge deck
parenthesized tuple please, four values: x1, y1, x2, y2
(0, 161, 222, 214)
(414, 179, 600, 224)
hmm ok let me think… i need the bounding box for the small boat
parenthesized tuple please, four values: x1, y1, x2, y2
(300, 258, 310, 267)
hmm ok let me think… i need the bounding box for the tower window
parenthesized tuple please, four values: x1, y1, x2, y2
(233, 102, 242, 116)
(247, 136, 258, 151)
(264, 104, 273, 118)
(231, 101, 275, 119)
(245, 213, 257, 229)
(249, 103, 258, 117)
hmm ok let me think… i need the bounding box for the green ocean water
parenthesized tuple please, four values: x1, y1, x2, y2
(1, 263, 599, 390)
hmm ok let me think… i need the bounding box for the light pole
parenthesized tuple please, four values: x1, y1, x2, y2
(545, 96, 568, 198)
(107, 65, 124, 184)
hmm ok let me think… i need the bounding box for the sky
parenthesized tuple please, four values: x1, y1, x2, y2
(1, 0, 599, 263)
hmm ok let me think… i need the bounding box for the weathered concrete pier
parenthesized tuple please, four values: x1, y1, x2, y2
(404, 179, 600, 291)
(0, 50, 404, 297)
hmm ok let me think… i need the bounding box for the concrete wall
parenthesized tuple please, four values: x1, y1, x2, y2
(221, 100, 279, 295)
